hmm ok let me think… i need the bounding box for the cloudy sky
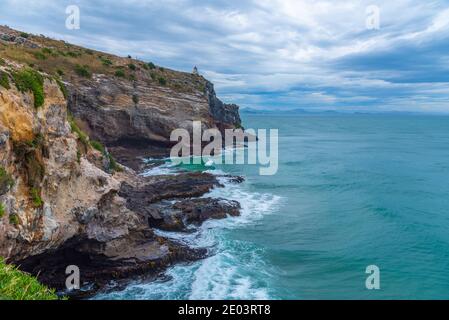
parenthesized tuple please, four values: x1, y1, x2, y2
(1, 0, 449, 113)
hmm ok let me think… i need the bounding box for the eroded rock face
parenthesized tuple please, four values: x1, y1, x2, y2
(68, 74, 241, 167)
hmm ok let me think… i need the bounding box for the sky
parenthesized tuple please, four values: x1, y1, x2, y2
(1, 0, 449, 113)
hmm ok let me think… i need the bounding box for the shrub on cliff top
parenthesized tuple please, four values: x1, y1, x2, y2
(0, 72, 10, 89)
(0, 258, 59, 300)
(128, 63, 137, 71)
(74, 64, 91, 78)
(12, 68, 44, 108)
(158, 76, 167, 86)
(114, 70, 125, 78)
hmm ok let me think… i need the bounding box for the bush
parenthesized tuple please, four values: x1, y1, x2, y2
(0, 203, 5, 218)
(56, 69, 64, 76)
(19, 32, 29, 38)
(147, 62, 156, 69)
(12, 68, 44, 108)
(68, 115, 89, 147)
(41, 48, 53, 55)
(0, 72, 10, 89)
(33, 52, 47, 60)
(132, 94, 139, 104)
(31, 188, 43, 208)
(74, 64, 91, 78)
(100, 57, 113, 66)
(128, 64, 137, 71)
(9, 214, 19, 226)
(55, 79, 68, 99)
(67, 51, 81, 58)
(114, 70, 125, 78)
(90, 140, 105, 154)
(0, 258, 59, 300)
(0, 167, 14, 195)
(158, 76, 167, 86)
(0, 58, 5, 66)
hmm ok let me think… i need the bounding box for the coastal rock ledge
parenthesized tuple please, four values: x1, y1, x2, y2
(0, 26, 243, 298)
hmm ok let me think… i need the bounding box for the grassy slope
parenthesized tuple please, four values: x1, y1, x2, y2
(0, 259, 59, 300)
(0, 26, 206, 94)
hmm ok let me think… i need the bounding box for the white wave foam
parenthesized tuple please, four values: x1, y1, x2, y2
(95, 164, 283, 300)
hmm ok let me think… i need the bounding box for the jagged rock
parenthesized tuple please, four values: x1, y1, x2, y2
(147, 198, 241, 231)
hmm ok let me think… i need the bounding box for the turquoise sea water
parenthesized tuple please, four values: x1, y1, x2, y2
(96, 114, 449, 300)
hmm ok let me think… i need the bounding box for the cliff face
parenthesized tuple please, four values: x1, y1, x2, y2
(0, 27, 243, 297)
(0, 26, 241, 169)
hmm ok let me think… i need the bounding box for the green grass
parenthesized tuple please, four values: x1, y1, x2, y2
(12, 68, 45, 108)
(0, 71, 10, 89)
(0, 258, 59, 300)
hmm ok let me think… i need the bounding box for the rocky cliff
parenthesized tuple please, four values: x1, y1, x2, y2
(0, 26, 243, 297)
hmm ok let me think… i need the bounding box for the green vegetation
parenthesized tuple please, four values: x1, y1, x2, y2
(100, 57, 113, 66)
(0, 203, 5, 218)
(90, 140, 105, 154)
(55, 78, 68, 99)
(56, 68, 64, 76)
(74, 64, 91, 78)
(33, 51, 47, 60)
(68, 114, 89, 147)
(31, 188, 43, 208)
(0, 71, 11, 89)
(147, 62, 156, 69)
(132, 94, 139, 104)
(128, 63, 137, 71)
(12, 68, 45, 108)
(67, 51, 82, 58)
(0, 58, 5, 66)
(8, 213, 19, 226)
(0, 258, 59, 300)
(19, 32, 29, 38)
(108, 154, 122, 172)
(114, 69, 125, 78)
(0, 167, 14, 195)
(158, 76, 167, 86)
(41, 48, 53, 55)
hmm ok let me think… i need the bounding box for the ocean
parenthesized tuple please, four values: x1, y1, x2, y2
(95, 113, 449, 300)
